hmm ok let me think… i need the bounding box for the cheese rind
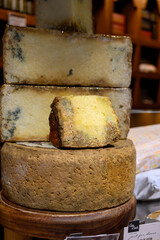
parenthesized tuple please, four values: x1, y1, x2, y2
(0, 84, 131, 142)
(3, 25, 132, 87)
(1, 140, 136, 211)
(49, 95, 120, 148)
(36, 0, 93, 34)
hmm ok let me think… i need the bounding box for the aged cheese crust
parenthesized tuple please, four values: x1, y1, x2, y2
(36, 0, 93, 34)
(49, 95, 120, 148)
(1, 140, 136, 211)
(3, 25, 132, 87)
(0, 85, 131, 142)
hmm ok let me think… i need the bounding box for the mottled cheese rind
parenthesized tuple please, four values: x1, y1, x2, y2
(1, 140, 136, 211)
(36, 0, 93, 34)
(3, 25, 132, 87)
(49, 95, 120, 148)
(0, 84, 131, 142)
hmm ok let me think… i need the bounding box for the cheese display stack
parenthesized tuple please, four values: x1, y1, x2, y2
(0, 0, 136, 212)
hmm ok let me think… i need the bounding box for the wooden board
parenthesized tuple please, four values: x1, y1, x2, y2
(0, 192, 136, 240)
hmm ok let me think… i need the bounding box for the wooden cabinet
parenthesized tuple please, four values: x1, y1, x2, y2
(93, 0, 160, 109)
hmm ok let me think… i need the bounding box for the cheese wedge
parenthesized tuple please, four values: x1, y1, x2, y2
(0, 84, 131, 142)
(3, 25, 132, 87)
(36, 0, 93, 33)
(49, 95, 120, 148)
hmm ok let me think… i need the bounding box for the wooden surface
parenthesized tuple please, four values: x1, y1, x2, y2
(131, 112, 160, 127)
(0, 8, 35, 26)
(4, 229, 32, 240)
(0, 192, 136, 240)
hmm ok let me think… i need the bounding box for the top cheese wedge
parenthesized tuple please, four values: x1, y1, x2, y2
(49, 95, 121, 148)
(3, 25, 132, 87)
(36, 0, 93, 34)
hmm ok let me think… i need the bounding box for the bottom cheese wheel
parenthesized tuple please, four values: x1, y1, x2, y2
(1, 140, 136, 212)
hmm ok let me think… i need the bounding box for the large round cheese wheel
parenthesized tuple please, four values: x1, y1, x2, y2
(1, 140, 136, 212)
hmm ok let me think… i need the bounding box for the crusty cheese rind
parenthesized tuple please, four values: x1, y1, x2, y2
(49, 95, 121, 148)
(3, 25, 132, 87)
(36, 0, 93, 34)
(0, 84, 131, 142)
(1, 140, 136, 211)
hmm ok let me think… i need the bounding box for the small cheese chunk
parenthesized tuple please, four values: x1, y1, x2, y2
(36, 0, 93, 34)
(0, 84, 131, 142)
(49, 95, 120, 148)
(3, 25, 132, 87)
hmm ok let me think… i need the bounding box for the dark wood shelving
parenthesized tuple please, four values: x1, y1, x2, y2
(0, 8, 35, 26)
(132, 37, 160, 49)
(132, 103, 160, 109)
(132, 71, 160, 79)
(94, 0, 160, 110)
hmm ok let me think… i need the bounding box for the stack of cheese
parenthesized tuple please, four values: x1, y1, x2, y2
(0, 0, 136, 212)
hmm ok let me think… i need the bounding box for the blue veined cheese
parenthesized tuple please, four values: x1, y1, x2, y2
(0, 85, 131, 142)
(3, 25, 132, 87)
(36, 0, 93, 33)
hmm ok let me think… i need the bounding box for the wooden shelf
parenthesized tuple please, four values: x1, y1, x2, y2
(94, 0, 160, 110)
(132, 71, 160, 79)
(132, 103, 160, 109)
(132, 37, 160, 49)
(0, 192, 136, 240)
(0, 8, 35, 26)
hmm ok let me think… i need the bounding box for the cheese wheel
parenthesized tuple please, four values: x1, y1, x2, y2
(1, 140, 136, 211)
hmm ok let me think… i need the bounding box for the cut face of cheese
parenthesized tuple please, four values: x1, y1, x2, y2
(36, 0, 93, 34)
(49, 95, 120, 148)
(1, 140, 136, 211)
(0, 84, 131, 142)
(3, 25, 132, 87)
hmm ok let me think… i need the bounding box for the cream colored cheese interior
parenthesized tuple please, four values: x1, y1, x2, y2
(65, 96, 119, 140)
(4, 26, 132, 87)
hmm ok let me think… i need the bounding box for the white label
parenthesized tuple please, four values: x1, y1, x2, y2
(8, 13, 27, 27)
(123, 222, 160, 240)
